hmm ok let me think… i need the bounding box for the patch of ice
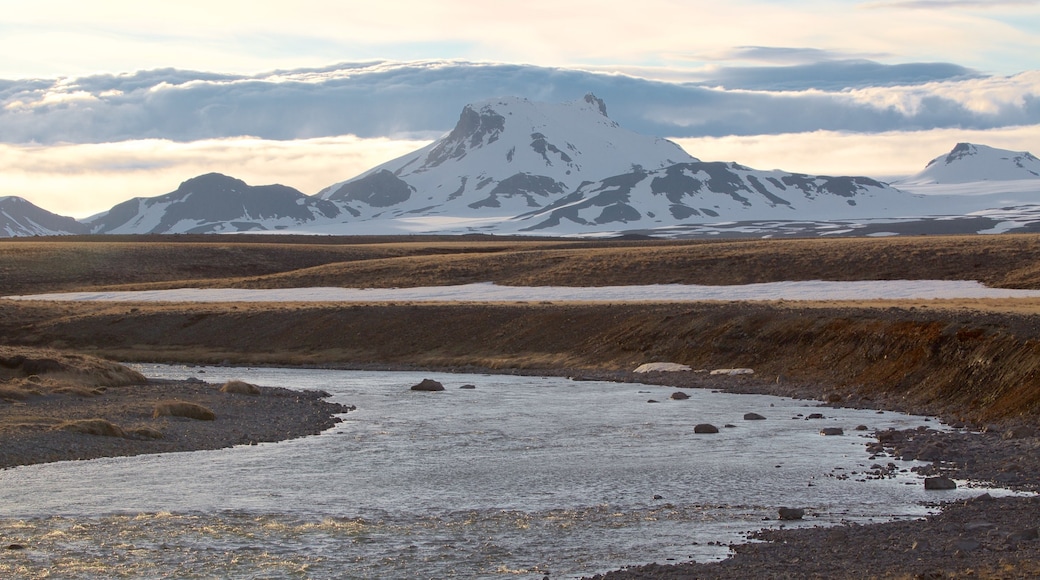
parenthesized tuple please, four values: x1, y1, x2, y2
(7, 280, 1040, 304)
(633, 362, 692, 373)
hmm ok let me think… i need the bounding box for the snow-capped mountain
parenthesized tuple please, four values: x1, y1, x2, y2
(897, 143, 1040, 185)
(511, 161, 928, 233)
(317, 94, 696, 220)
(0, 196, 88, 237)
(9, 94, 1040, 239)
(85, 173, 343, 234)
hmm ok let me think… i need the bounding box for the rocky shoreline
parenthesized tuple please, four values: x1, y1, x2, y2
(4, 360, 1039, 578)
(567, 368, 1040, 579)
(0, 377, 352, 471)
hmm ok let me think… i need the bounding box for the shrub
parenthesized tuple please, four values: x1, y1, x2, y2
(220, 380, 261, 395)
(153, 401, 216, 421)
(56, 419, 126, 438)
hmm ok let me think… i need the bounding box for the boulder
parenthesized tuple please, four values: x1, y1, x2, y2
(924, 476, 957, 490)
(743, 413, 766, 421)
(670, 391, 690, 400)
(694, 423, 719, 434)
(806, 413, 825, 419)
(819, 427, 844, 436)
(410, 379, 445, 392)
(459, 384, 476, 389)
(778, 507, 805, 520)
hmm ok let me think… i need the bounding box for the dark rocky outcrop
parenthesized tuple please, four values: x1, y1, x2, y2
(694, 423, 719, 434)
(778, 507, 805, 520)
(744, 412, 767, 420)
(411, 379, 445, 392)
(924, 476, 957, 490)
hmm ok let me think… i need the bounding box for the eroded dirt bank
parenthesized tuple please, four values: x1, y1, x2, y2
(3, 299, 1039, 428)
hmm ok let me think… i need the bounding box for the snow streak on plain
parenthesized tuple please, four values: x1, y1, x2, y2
(8, 280, 1040, 303)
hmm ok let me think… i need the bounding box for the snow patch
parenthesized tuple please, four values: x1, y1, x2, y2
(7, 280, 1040, 303)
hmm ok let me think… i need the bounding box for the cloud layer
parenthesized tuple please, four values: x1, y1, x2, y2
(2, 61, 1038, 146)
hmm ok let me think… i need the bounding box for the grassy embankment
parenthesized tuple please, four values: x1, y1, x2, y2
(3, 234, 1040, 426)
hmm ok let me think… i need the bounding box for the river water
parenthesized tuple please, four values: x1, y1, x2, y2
(0, 366, 996, 579)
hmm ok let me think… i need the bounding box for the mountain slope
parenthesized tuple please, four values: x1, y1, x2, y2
(85, 173, 343, 234)
(897, 143, 1040, 185)
(0, 196, 88, 237)
(317, 94, 696, 220)
(511, 161, 929, 233)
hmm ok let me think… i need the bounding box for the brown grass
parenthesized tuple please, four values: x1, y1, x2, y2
(152, 401, 216, 421)
(55, 418, 126, 437)
(128, 425, 164, 439)
(0, 346, 146, 387)
(5, 234, 1040, 426)
(219, 380, 260, 395)
(0, 384, 38, 400)
(6, 234, 1040, 295)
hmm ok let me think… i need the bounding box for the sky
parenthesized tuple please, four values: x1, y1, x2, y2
(1, 0, 1039, 218)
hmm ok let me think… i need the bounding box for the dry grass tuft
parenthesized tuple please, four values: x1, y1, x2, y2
(53, 386, 104, 397)
(128, 426, 164, 439)
(0, 346, 146, 387)
(56, 418, 126, 438)
(0, 384, 38, 401)
(219, 380, 261, 395)
(153, 400, 216, 421)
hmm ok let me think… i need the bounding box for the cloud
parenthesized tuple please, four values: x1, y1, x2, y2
(698, 60, 979, 90)
(697, 46, 889, 65)
(0, 61, 1037, 146)
(0, 136, 428, 218)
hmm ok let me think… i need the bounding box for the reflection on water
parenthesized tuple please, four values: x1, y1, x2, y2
(0, 366, 1000, 579)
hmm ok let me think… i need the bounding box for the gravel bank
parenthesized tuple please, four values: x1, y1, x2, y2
(572, 369, 1040, 579)
(0, 378, 352, 470)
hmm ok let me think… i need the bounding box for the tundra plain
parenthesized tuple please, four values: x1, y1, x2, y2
(3, 233, 1040, 578)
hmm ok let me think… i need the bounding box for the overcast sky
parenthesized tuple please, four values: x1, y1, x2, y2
(2, 0, 1038, 218)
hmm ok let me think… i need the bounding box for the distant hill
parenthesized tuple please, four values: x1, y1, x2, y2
(896, 143, 1040, 185)
(84, 173, 343, 234)
(0, 196, 88, 237)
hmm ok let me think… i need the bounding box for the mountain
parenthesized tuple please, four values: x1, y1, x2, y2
(0, 196, 88, 237)
(897, 143, 1040, 185)
(511, 162, 928, 233)
(317, 94, 696, 220)
(85, 173, 343, 234)
(16, 93, 1040, 238)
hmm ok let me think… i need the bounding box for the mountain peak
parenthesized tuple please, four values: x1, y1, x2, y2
(901, 142, 1040, 185)
(319, 95, 696, 214)
(584, 93, 608, 116)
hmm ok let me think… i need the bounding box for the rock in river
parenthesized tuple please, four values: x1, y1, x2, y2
(778, 507, 805, 520)
(410, 379, 445, 392)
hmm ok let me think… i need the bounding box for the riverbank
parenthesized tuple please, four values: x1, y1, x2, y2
(0, 348, 352, 470)
(3, 352, 1040, 578)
